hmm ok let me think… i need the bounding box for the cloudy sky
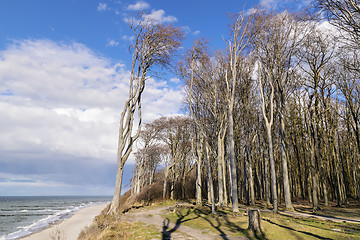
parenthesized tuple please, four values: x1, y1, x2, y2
(0, 0, 307, 196)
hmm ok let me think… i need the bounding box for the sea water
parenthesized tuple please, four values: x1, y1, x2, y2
(0, 196, 111, 240)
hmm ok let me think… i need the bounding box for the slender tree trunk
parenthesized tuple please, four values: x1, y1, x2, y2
(228, 106, 239, 212)
(228, 148, 233, 201)
(206, 141, 216, 214)
(267, 128, 278, 212)
(353, 165, 360, 202)
(170, 166, 175, 200)
(322, 179, 329, 206)
(244, 156, 249, 205)
(310, 122, 320, 210)
(182, 168, 186, 199)
(246, 145, 255, 206)
(263, 146, 271, 207)
(218, 134, 224, 207)
(279, 110, 293, 210)
(163, 167, 169, 200)
(193, 136, 203, 205)
(221, 139, 228, 205)
(196, 160, 202, 205)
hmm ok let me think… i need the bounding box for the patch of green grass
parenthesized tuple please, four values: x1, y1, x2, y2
(295, 205, 360, 219)
(121, 221, 161, 240)
(160, 206, 252, 238)
(160, 205, 360, 240)
(260, 211, 360, 240)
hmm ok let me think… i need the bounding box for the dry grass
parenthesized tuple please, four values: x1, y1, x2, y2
(80, 175, 360, 239)
(78, 213, 161, 240)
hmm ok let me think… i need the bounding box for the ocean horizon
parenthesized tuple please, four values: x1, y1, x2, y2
(0, 195, 112, 240)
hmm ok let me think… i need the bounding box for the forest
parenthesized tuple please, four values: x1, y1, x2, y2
(108, 0, 360, 215)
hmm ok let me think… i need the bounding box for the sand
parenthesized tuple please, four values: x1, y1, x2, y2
(21, 203, 107, 240)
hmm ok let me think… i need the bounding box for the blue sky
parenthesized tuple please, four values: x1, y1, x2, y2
(0, 0, 310, 196)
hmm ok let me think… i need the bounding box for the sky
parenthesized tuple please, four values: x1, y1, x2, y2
(0, 0, 310, 196)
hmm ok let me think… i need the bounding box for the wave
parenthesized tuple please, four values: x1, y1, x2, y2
(0, 202, 101, 240)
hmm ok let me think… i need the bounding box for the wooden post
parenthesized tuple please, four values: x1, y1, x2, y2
(248, 209, 263, 234)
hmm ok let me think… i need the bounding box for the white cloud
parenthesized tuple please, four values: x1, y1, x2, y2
(106, 39, 119, 47)
(143, 9, 177, 24)
(170, 77, 180, 84)
(127, 1, 150, 11)
(0, 39, 184, 194)
(97, 2, 109, 11)
(122, 35, 135, 41)
(258, 0, 311, 11)
(193, 30, 200, 35)
(259, 0, 279, 10)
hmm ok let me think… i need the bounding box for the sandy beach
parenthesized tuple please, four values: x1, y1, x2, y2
(21, 203, 107, 240)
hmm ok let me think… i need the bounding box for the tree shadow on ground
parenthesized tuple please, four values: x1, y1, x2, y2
(162, 205, 269, 240)
(266, 219, 333, 240)
(193, 208, 264, 240)
(193, 208, 230, 240)
(161, 208, 199, 240)
(292, 207, 360, 224)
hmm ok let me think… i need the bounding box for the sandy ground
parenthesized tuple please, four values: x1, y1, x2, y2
(21, 203, 107, 240)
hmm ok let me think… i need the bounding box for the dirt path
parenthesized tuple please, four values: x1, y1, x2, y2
(122, 205, 245, 240)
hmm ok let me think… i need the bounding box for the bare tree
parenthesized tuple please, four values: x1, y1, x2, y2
(297, 21, 336, 210)
(250, 10, 301, 211)
(318, 0, 360, 45)
(180, 39, 218, 213)
(224, 11, 251, 213)
(109, 14, 184, 214)
(154, 116, 192, 200)
(160, 145, 171, 200)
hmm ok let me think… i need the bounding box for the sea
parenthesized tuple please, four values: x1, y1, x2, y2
(0, 196, 112, 240)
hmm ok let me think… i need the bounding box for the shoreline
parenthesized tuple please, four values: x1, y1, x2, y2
(21, 203, 107, 240)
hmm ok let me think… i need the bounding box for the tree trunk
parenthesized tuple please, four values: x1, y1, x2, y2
(248, 209, 263, 234)
(228, 106, 239, 212)
(244, 157, 249, 205)
(310, 123, 320, 210)
(196, 160, 202, 205)
(245, 145, 255, 206)
(170, 166, 175, 200)
(221, 139, 228, 205)
(267, 127, 278, 212)
(163, 167, 169, 200)
(353, 166, 360, 202)
(218, 134, 224, 207)
(263, 146, 271, 207)
(109, 164, 124, 214)
(206, 141, 216, 214)
(322, 179, 329, 206)
(279, 110, 293, 210)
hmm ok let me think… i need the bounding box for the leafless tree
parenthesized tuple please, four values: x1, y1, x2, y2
(224, 11, 251, 213)
(318, 0, 360, 45)
(109, 13, 184, 214)
(297, 21, 337, 209)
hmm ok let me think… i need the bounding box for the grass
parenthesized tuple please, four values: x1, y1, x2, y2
(79, 194, 360, 239)
(293, 203, 360, 219)
(160, 204, 360, 240)
(78, 214, 161, 240)
(260, 211, 360, 240)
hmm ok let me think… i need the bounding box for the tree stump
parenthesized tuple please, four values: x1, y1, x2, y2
(248, 209, 263, 234)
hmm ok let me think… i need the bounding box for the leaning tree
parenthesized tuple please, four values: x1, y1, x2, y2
(108, 13, 184, 214)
